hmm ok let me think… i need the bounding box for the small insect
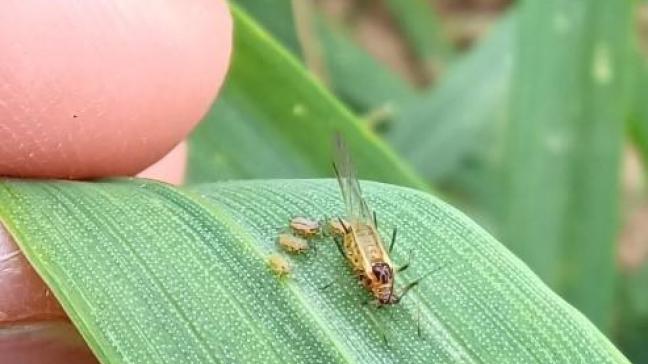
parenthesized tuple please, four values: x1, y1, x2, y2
(277, 233, 309, 254)
(330, 134, 430, 306)
(268, 254, 292, 277)
(324, 217, 348, 238)
(289, 216, 321, 238)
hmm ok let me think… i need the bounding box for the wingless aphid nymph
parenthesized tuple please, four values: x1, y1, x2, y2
(289, 216, 322, 238)
(277, 233, 309, 254)
(268, 253, 292, 277)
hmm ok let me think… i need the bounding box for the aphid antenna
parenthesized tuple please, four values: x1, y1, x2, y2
(321, 214, 330, 237)
(332, 236, 346, 258)
(372, 210, 378, 228)
(396, 249, 413, 273)
(310, 238, 319, 256)
(318, 271, 350, 290)
(399, 264, 445, 300)
(388, 227, 397, 254)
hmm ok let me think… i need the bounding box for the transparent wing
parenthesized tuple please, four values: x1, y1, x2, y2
(332, 133, 373, 224)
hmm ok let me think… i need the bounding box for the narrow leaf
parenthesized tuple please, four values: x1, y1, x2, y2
(386, 13, 514, 181)
(0, 178, 630, 363)
(316, 17, 416, 113)
(231, 0, 302, 55)
(187, 5, 425, 191)
(383, 0, 453, 71)
(502, 0, 632, 329)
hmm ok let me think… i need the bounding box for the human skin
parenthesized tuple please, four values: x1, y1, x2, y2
(0, 1, 230, 179)
(0, 1, 232, 362)
(0, 145, 189, 364)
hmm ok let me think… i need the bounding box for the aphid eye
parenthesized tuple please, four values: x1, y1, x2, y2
(372, 263, 392, 284)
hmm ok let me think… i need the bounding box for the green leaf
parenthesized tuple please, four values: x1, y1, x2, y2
(383, 0, 453, 72)
(0, 178, 629, 363)
(629, 49, 648, 170)
(187, 5, 425, 190)
(386, 12, 514, 181)
(501, 0, 632, 330)
(316, 17, 416, 113)
(221, 1, 415, 115)
(231, 0, 302, 55)
(617, 263, 648, 364)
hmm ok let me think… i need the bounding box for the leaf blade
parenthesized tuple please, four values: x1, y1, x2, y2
(501, 0, 632, 329)
(187, 5, 425, 191)
(0, 178, 629, 363)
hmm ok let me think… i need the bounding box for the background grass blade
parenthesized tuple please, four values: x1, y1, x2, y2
(502, 0, 632, 330)
(315, 18, 416, 114)
(231, 0, 302, 55)
(187, 5, 425, 190)
(386, 12, 514, 182)
(230, 1, 416, 115)
(0, 178, 630, 363)
(383, 0, 452, 77)
(629, 49, 648, 169)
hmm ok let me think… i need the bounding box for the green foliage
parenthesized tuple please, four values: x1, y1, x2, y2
(0, 178, 630, 363)
(187, 5, 425, 191)
(629, 49, 648, 168)
(383, 0, 452, 74)
(386, 13, 514, 181)
(232, 0, 415, 114)
(3, 0, 646, 361)
(502, 0, 632, 330)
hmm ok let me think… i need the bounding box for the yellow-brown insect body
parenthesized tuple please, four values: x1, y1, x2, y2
(325, 217, 348, 237)
(268, 254, 291, 277)
(332, 134, 399, 305)
(277, 233, 309, 254)
(343, 221, 397, 304)
(289, 216, 321, 238)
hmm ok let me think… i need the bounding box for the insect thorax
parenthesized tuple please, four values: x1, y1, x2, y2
(353, 224, 386, 263)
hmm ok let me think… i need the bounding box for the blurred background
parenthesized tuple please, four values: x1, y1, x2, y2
(187, 0, 648, 362)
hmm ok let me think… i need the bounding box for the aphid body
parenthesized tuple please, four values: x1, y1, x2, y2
(268, 254, 292, 276)
(277, 233, 309, 254)
(332, 135, 404, 305)
(289, 216, 321, 238)
(325, 217, 348, 238)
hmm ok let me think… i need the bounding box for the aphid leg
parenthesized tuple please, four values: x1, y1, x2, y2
(319, 273, 350, 290)
(388, 227, 397, 254)
(373, 210, 378, 228)
(417, 301, 422, 338)
(399, 265, 445, 300)
(321, 215, 330, 237)
(396, 249, 413, 272)
(333, 236, 346, 258)
(320, 280, 335, 290)
(365, 306, 389, 346)
(310, 235, 319, 256)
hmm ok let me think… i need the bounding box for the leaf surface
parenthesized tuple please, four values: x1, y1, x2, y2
(0, 178, 629, 363)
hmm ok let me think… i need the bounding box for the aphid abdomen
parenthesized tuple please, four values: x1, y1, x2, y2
(343, 233, 365, 274)
(268, 254, 291, 277)
(289, 217, 321, 238)
(325, 218, 348, 237)
(354, 224, 385, 262)
(277, 233, 309, 254)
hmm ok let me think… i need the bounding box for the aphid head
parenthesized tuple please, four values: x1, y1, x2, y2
(371, 262, 393, 284)
(378, 292, 400, 305)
